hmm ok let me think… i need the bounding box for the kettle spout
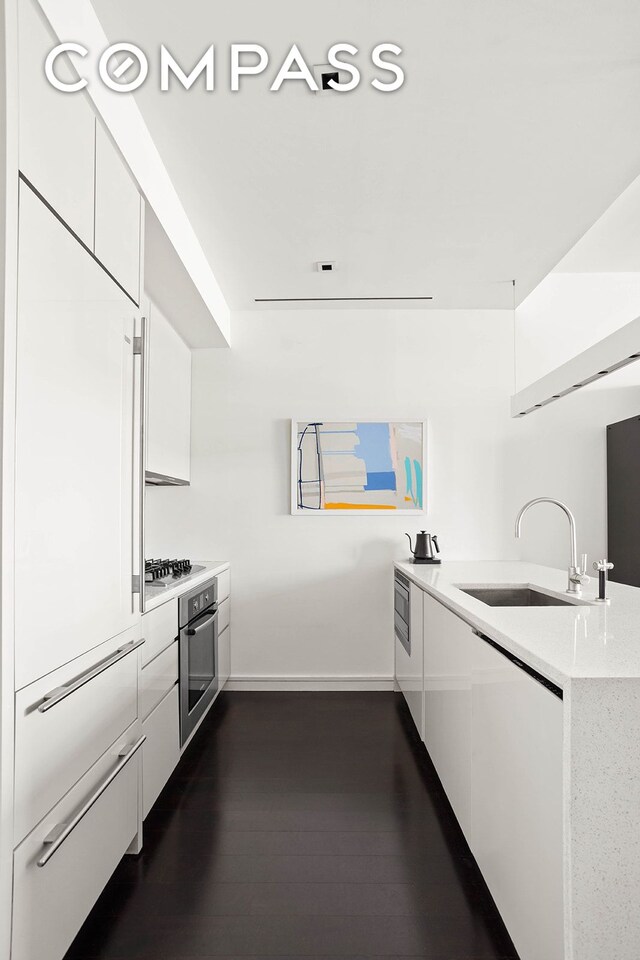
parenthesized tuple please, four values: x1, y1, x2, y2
(405, 532, 414, 556)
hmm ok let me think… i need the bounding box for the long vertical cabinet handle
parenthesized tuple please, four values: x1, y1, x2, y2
(133, 317, 147, 612)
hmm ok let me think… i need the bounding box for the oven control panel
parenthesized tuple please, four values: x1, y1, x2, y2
(182, 578, 218, 625)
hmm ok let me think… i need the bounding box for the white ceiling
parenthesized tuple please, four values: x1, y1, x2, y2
(554, 172, 640, 273)
(90, 0, 640, 310)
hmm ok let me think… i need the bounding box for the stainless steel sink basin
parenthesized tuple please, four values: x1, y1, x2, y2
(459, 586, 575, 607)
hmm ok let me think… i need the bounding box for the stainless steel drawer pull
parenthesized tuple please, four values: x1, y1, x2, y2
(37, 734, 146, 868)
(38, 638, 145, 713)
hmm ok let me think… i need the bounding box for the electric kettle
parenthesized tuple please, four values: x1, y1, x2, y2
(406, 531, 441, 564)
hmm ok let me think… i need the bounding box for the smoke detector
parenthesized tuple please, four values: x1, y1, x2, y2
(312, 64, 350, 93)
(315, 261, 336, 272)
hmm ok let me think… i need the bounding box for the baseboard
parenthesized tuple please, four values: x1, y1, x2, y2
(225, 676, 396, 692)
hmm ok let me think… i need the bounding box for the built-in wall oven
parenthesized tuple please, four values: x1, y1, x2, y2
(179, 577, 218, 745)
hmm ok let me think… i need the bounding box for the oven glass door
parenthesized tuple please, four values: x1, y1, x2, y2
(180, 603, 218, 745)
(186, 607, 216, 711)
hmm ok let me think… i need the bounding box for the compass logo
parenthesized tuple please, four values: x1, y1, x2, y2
(44, 42, 405, 94)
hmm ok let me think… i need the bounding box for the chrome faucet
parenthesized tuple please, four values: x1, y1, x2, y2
(515, 498, 589, 595)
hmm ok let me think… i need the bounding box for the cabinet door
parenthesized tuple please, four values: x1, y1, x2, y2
(471, 636, 564, 960)
(14, 184, 139, 689)
(142, 685, 179, 818)
(218, 624, 230, 689)
(18, 0, 95, 247)
(94, 123, 141, 302)
(146, 303, 192, 482)
(423, 594, 472, 835)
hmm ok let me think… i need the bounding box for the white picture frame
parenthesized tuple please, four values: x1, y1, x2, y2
(290, 419, 427, 516)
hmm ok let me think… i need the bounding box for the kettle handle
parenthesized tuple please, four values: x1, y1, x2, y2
(432, 535, 440, 554)
(405, 533, 414, 556)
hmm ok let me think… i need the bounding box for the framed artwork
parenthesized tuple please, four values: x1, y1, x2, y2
(291, 420, 426, 515)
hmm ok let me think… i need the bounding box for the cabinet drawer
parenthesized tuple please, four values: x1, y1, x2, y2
(218, 596, 230, 634)
(140, 641, 178, 721)
(217, 568, 230, 602)
(142, 598, 178, 666)
(14, 626, 141, 845)
(12, 723, 141, 960)
(142, 685, 180, 818)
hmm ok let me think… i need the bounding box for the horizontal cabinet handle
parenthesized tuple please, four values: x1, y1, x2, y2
(38, 638, 145, 713)
(37, 734, 146, 868)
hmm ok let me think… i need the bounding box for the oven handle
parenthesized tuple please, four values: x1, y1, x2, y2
(185, 610, 218, 636)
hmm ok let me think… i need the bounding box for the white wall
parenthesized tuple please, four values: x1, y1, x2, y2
(506, 374, 640, 571)
(146, 308, 516, 688)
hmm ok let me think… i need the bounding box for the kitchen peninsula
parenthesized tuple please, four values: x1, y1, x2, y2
(394, 559, 640, 960)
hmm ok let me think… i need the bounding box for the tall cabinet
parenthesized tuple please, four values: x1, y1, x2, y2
(8, 4, 148, 960)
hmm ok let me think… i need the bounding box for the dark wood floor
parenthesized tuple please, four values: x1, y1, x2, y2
(65, 692, 518, 959)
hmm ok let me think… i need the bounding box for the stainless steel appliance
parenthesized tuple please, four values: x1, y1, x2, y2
(394, 570, 424, 737)
(394, 572, 410, 654)
(145, 558, 205, 588)
(405, 531, 441, 564)
(179, 577, 218, 745)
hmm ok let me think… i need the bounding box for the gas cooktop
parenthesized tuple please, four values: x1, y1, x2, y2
(145, 559, 206, 588)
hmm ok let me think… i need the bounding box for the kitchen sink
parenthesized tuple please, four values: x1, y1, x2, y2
(458, 586, 576, 607)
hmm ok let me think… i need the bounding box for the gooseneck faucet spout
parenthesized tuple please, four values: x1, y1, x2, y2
(515, 498, 589, 595)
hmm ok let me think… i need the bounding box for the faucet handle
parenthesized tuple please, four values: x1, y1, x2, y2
(580, 553, 588, 575)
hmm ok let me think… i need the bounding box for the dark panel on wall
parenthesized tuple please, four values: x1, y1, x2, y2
(607, 414, 640, 586)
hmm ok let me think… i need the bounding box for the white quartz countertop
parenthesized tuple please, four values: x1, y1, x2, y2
(395, 559, 640, 685)
(144, 560, 229, 612)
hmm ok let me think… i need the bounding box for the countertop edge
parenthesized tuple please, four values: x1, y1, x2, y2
(144, 560, 230, 613)
(394, 560, 571, 687)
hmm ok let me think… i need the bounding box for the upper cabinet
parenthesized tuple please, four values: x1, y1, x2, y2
(146, 304, 192, 484)
(94, 123, 142, 303)
(18, 0, 142, 304)
(18, 0, 95, 247)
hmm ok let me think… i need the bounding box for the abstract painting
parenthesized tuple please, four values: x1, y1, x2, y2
(291, 421, 426, 514)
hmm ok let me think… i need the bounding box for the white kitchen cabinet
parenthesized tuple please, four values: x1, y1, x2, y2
(94, 122, 142, 302)
(14, 184, 139, 689)
(14, 624, 141, 846)
(217, 573, 231, 688)
(18, 0, 96, 247)
(217, 567, 231, 602)
(12, 721, 142, 960)
(140, 641, 178, 722)
(218, 625, 230, 688)
(142, 685, 180, 818)
(218, 595, 230, 635)
(146, 303, 192, 482)
(423, 592, 473, 836)
(471, 634, 564, 960)
(142, 597, 178, 666)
